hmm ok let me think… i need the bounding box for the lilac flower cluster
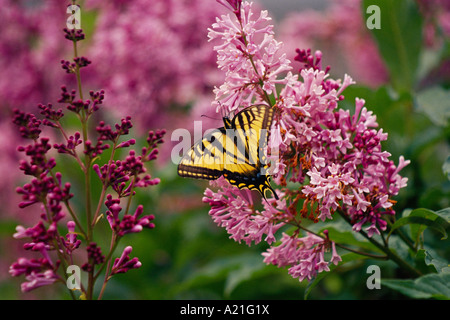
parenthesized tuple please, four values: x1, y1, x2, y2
(208, 1, 291, 114)
(104, 195, 155, 236)
(262, 231, 341, 282)
(203, 177, 284, 246)
(9, 122, 73, 291)
(10, 102, 164, 296)
(203, 0, 410, 282)
(9, 6, 165, 298)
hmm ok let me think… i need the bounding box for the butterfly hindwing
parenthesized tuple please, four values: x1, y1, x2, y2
(178, 104, 278, 199)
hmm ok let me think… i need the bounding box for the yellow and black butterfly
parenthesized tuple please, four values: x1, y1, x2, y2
(178, 104, 278, 200)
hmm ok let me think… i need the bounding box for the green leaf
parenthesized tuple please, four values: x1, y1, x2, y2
(389, 208, 450, 241)
(435, 207, 450, 223)
(383, 273, 450, 299)
(416, 249, 450, 274)
(224, 255, 266, 297)
(443, 156, 450, 180)
(175, 253, 266, 297)
(405, 125, 444, 159)
(312, 218, 382, 254)
(362, 0, 423, 92)
(415, 87, 450, 127)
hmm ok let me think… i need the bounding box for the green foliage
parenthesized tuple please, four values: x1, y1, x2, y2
(383, 273, 450, 299)
(416, 87, 450, 127)
(362, 0, 423, 92)
(389, 208, 449, 242)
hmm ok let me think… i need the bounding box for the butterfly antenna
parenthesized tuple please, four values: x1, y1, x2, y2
(201, 114, 221, 121)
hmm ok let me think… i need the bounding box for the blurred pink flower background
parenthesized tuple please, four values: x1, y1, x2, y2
(278, 0, 389, 87)
(0, 0, 223, 218)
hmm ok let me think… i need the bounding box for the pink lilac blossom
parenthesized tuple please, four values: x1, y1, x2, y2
(208, 1, 291, 114)
(278, 0, 388, 87)
(203, 0, 410, 282)
(262, 231, 341, 282)
(203, 176, 285, 246)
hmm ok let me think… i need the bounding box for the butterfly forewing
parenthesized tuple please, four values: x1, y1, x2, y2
(178, 128, 226, 180)
(231, 105, 273, 165)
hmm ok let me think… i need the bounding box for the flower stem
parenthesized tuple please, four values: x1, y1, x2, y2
(72, 37, 96, 300)
(239, 22, 273, 107)
(125, 176, 137, 215)
(55, 120, 86, 171)
(96, 234, 120, 300)
(91, 138, 119, 226)
(337, 210, 422, 278)
(73, 40, 84, 102)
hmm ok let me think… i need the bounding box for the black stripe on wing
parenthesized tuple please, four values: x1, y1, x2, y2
(178, 163, 223, 180)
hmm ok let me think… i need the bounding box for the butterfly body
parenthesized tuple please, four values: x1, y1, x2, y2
(178, 104, 278, 200)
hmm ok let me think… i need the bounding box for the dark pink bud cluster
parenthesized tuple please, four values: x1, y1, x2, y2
(9, 218, 80, 292)
(74, 56, 92, 68)
(63, 27, 85, 41)
(96, 116, 133, 142)
(110, 246, 142, 276)
(352, 129, 382, 156)
(295, 48, 329, 73)
(92, 129, 165, 196)
(12, 109, 42, 140)
(89, 89, 105, 112)
(93, 161, 130, 193)
(67, 99, 90, 114)
(58, 85, 76, 104)
(17, 137, 53, 175)
(14, 221, 56, 250)
(9, 257, 54, 277)
(38, 103, 64, 127)
(82, 242, 105, 272)
(142, 129, 166, 161)
(61, 59, 77, 74)
(105, 195, 155, 237)
(61, 57, 91, 73)
(84, 139, 110, 158)
(54, 132, 82, 156)
(61, 221, 81, 254)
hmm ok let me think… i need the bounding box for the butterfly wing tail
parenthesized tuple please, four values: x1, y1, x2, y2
(258, 179, 279, 201)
